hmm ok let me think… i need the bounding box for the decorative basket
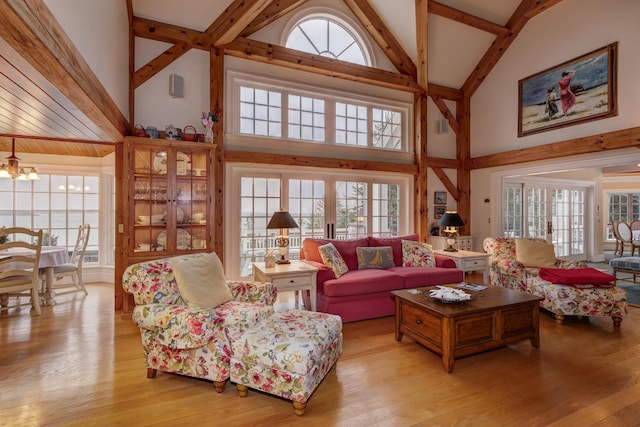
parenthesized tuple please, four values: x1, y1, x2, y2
(182, 125, 204, 142)
(132, 124, 150, 138)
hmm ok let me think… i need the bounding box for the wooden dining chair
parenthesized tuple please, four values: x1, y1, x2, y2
(616, 221, 638, 256)
(0, 227, 44, 315)
(630, 220, 640, 256)
(40, 224, 90, 296)
(611, 220, 623, 256)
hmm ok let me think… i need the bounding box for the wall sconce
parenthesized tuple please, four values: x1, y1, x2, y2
(438, 211, 465, 252)
(266, 210, 299, 264)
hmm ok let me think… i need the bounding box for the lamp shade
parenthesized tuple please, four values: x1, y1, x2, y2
(439, 211, 465, 227)
(266, 211, 299, 229)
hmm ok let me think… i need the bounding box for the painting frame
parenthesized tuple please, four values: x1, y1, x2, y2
(518, 42, 617, 137)
(434, 191, 447, 205)
(434, 205, 446, 219)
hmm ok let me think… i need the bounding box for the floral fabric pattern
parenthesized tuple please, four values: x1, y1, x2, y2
(401, 240, 436, 268)
(484, 237, 627, 320)
(318, 243, 349, 278)
(230, 309, 343, 404)
(122, 254, 277, 385)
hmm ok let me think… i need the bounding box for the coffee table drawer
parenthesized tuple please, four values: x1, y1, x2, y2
(401, 302, 442, 343)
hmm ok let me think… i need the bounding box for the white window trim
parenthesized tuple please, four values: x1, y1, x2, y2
(226, 70, 414, 164)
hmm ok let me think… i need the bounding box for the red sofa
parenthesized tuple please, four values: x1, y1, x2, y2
(300, 234, 463, 322)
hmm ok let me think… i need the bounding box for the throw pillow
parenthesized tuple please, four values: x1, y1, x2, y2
(318, 243, 349, 278)
(172, 252, 232, 308)
(515, 238, 556, 268)
(401, 240, 436, 268)
(356, 246, 395, 270)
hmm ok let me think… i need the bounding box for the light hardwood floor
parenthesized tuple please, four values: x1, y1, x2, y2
(1, 278, 640, 426)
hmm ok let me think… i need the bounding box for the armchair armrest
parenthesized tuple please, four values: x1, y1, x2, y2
(132, 304, 220, 349)
(434, 254, 456, 268)
(555, 259, 587, 269)
(227, 280, 278, 305)
(490, 258, 527, 278)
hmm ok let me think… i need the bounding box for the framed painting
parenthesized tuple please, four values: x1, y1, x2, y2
(518, 42, 617, 137)
(434, 205, 446, 219)
(434, 191, 447, 205)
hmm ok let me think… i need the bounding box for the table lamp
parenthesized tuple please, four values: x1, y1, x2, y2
(438, 211, 465, 252)
(266, 210, 299, 264)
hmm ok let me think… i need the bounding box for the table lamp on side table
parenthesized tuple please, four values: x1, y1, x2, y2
(439, 211, 465, 252)
(266, 210, 299, 264)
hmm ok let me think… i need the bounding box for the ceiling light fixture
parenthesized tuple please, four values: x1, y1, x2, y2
(0, 138, 40, 180)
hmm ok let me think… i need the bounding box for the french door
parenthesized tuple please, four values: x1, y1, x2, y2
(229, 166, 410, 278)
(504, 181, 587, 260)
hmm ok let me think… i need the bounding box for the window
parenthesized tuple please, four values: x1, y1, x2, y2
(606, 192, 640, 239)
(232, 76, 409, 155)
(0, 174, 99, 262)
(240, 86, 282, 137)
(229, 166, 410, 278)
(286, 17, 368, 66)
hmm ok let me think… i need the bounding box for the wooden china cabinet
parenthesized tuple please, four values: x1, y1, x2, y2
(119, 136, 216, 313)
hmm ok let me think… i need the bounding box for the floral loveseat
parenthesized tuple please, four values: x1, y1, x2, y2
(122, 253, 277, 392)
(483, 237, 627, 326)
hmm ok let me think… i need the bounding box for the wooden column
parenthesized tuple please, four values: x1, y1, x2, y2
(211, 47, 225, 261)
(456, 96, 471, 235)
(415, 92, 429, 241)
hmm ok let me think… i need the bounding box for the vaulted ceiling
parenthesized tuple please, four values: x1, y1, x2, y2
(0, 0, 561, 157)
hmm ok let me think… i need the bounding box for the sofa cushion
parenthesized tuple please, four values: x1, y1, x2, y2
(318, 243, 349, 278)
(322, 269, 402, 297)
(388, 266, 464, 288)
(172, 252, 232, 309)
(369, 234, 419, 266)
(303, 238, 369, 271)
(515, 238, 556, 268)
(401, 240, 435, 268)
(356, 246, 395, 270)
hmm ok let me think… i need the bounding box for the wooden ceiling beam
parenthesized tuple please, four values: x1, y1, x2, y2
(426, 156, 460, 169)
(133, 43, 190, 89)
(430, 95, 459, 135)
(461, 0, 564, 97)
(469, 127, 640, 170)
(132, 17, 212, 50)
(432, 166, 459, 201)
(0, 0, 126, 141)
(225, 150, 419, 175)
(207, 0, 274, 46)
(343, 0, 417, 77)
(428, 1, 509, 37)
(223, 37, 421, 92)
(415, 0, 428, 90)
(427, 83, 462, 101)
(240, 0, 310, 37)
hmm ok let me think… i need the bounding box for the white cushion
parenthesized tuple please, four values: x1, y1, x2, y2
(172, 253, 232, 309)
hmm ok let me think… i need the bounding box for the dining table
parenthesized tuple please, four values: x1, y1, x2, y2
(0, 246, 69, 306)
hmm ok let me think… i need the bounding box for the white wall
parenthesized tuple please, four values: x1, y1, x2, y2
(470, 0, 640, 252)
(45, 0, 130, 119)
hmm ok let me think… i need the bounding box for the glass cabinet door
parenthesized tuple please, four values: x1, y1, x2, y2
(175, 149, 210, 251)
(131, 146, 169, 253)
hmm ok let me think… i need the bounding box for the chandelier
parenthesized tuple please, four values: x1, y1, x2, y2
(0, 138, 40, 180)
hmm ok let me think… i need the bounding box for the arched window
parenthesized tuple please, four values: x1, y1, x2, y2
(286, 17, 369, 66)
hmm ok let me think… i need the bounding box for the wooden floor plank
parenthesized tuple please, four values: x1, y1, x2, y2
(1, 279, 639, 426)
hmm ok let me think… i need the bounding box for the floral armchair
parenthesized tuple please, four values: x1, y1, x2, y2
(483, 237, 627, 326)
(122, 253, 277, 392)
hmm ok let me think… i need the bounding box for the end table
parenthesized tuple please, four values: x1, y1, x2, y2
(252, 260, 318, 311)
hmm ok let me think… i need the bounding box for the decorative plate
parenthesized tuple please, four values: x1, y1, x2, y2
(153, 151, 191, 175)
(156, 228, 191, 250)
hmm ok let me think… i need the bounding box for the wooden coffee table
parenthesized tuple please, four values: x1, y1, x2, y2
(392, 284, 543, 373)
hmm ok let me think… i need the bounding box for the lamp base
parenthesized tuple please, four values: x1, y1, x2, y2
(276, 259, 290, 264)
(443, 246, 458, 252)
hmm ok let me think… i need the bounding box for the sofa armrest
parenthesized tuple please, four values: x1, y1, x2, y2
(434, 254, 456, 268)
(227, 280, 278, 305)
(132, 303, 219, 349)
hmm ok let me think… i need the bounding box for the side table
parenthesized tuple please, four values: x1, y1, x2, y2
(434, 249, 489, 283)
(252, 260, 318, 311)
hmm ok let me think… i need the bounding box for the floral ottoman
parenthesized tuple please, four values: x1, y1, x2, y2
(230, 309, 343, 416)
